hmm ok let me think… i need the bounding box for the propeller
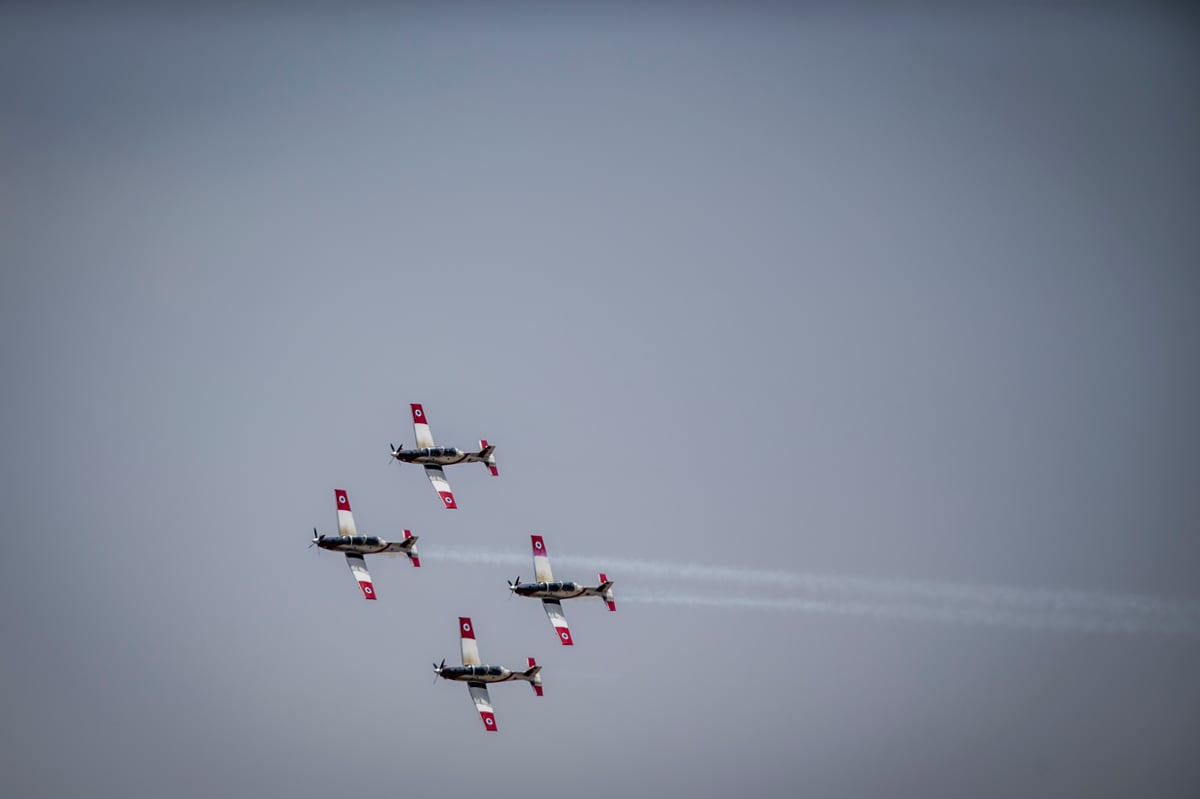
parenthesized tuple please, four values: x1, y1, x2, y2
(309, 527, 325, 548)
(507, 576, 521, 598)
(432, 658, 446, 683)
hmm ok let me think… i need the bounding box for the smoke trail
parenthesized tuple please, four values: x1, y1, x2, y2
(619, 591, 1200, 636)
(435, 546, 1200, 637)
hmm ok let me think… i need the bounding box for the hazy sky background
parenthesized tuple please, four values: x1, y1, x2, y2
(2, 4, 1199, 798)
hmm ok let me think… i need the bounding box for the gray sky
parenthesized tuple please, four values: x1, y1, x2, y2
(2, 5, 1199, 798)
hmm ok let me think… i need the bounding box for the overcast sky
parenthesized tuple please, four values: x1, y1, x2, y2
(2, 4, 1199, 798)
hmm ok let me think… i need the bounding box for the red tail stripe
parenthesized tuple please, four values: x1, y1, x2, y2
(459, 617, 476, 639)
(335, 489, 351, 511)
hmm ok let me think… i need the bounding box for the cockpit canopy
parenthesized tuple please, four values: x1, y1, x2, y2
(544, 581, 581, 593)
(426, 446, 462, 457)
(330, 535, 383, 547)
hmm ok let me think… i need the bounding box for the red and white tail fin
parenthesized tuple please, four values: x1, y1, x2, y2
(345, 553, 375, 600)
(479, 439, 499, 476)
(531, 535, 554, 583)
(334, 489, 357, 536)
(403, 529, 420, 568)
(459, 616, 481, 666)
(525, 657, 543, 696)
(598, 572, 616, 611)
(411, 403, 435, 448)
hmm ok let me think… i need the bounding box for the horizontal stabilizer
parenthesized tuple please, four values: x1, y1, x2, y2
(525, 657, 543, 697)
(403, 529, 420, 567)
(479, 439, 498, 476)
(598, 572, 616, 611)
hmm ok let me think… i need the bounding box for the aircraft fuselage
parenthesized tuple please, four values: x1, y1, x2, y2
(438, 665, 522, 684)
(317, 536, 411, 555)
(392, 447, 487, 466)
(510, 581, 599, 600)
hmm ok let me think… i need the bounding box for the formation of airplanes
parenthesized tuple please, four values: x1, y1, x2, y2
(310, 403, 617, 730)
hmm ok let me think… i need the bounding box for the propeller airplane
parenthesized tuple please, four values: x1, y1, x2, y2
(433, 617, 543, 731)
(310, 488, 419, 600)
(507, 535, 615, 645)
(389, 403, 498, 509)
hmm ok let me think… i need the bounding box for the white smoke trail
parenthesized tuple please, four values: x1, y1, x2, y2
(435, 546, 1200, 637)
(618, 591, 1200, 636)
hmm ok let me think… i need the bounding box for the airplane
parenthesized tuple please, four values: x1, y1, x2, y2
(310, 488, 420, 600)
(507, 535, 615, 645)
(433, 616, 543, 731)
(389, 403, 498, 509)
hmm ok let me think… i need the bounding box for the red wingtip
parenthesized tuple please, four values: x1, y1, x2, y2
(480, 711, 497, 731)
(531, 535, 546, 555)
(533, 685, 544, 697)
(459, 617, 476, 639)
(606, 600, 616, 612)
(555, 626, 574, 646)
(410, 556, 421, 568)
(335, 489, 351, 511)
(489, 465, 499, 477)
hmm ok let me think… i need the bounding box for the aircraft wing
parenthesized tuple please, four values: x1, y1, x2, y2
(424, 465, 457, 509)
(334, 489, 357, 536)
(467, 682, 497, 731)
(411, 403, 436, 449)
(459, 616, 481, 665)
(531, 535, 553, 582)
(345, 553, 376, 600)
(542, 599, 574, 646)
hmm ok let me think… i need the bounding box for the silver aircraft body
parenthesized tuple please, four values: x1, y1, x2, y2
(508, 535, 615, 645)
(389, 403, 498, 509)
(311, 488, 419, 599)
(433, 616, 542, 731)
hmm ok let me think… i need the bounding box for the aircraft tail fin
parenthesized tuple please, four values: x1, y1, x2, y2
(478, 440, 499, 476)
(524, 657, 544, 696)
(597, 572, 616, 611)
(402, 529, 420, 568)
